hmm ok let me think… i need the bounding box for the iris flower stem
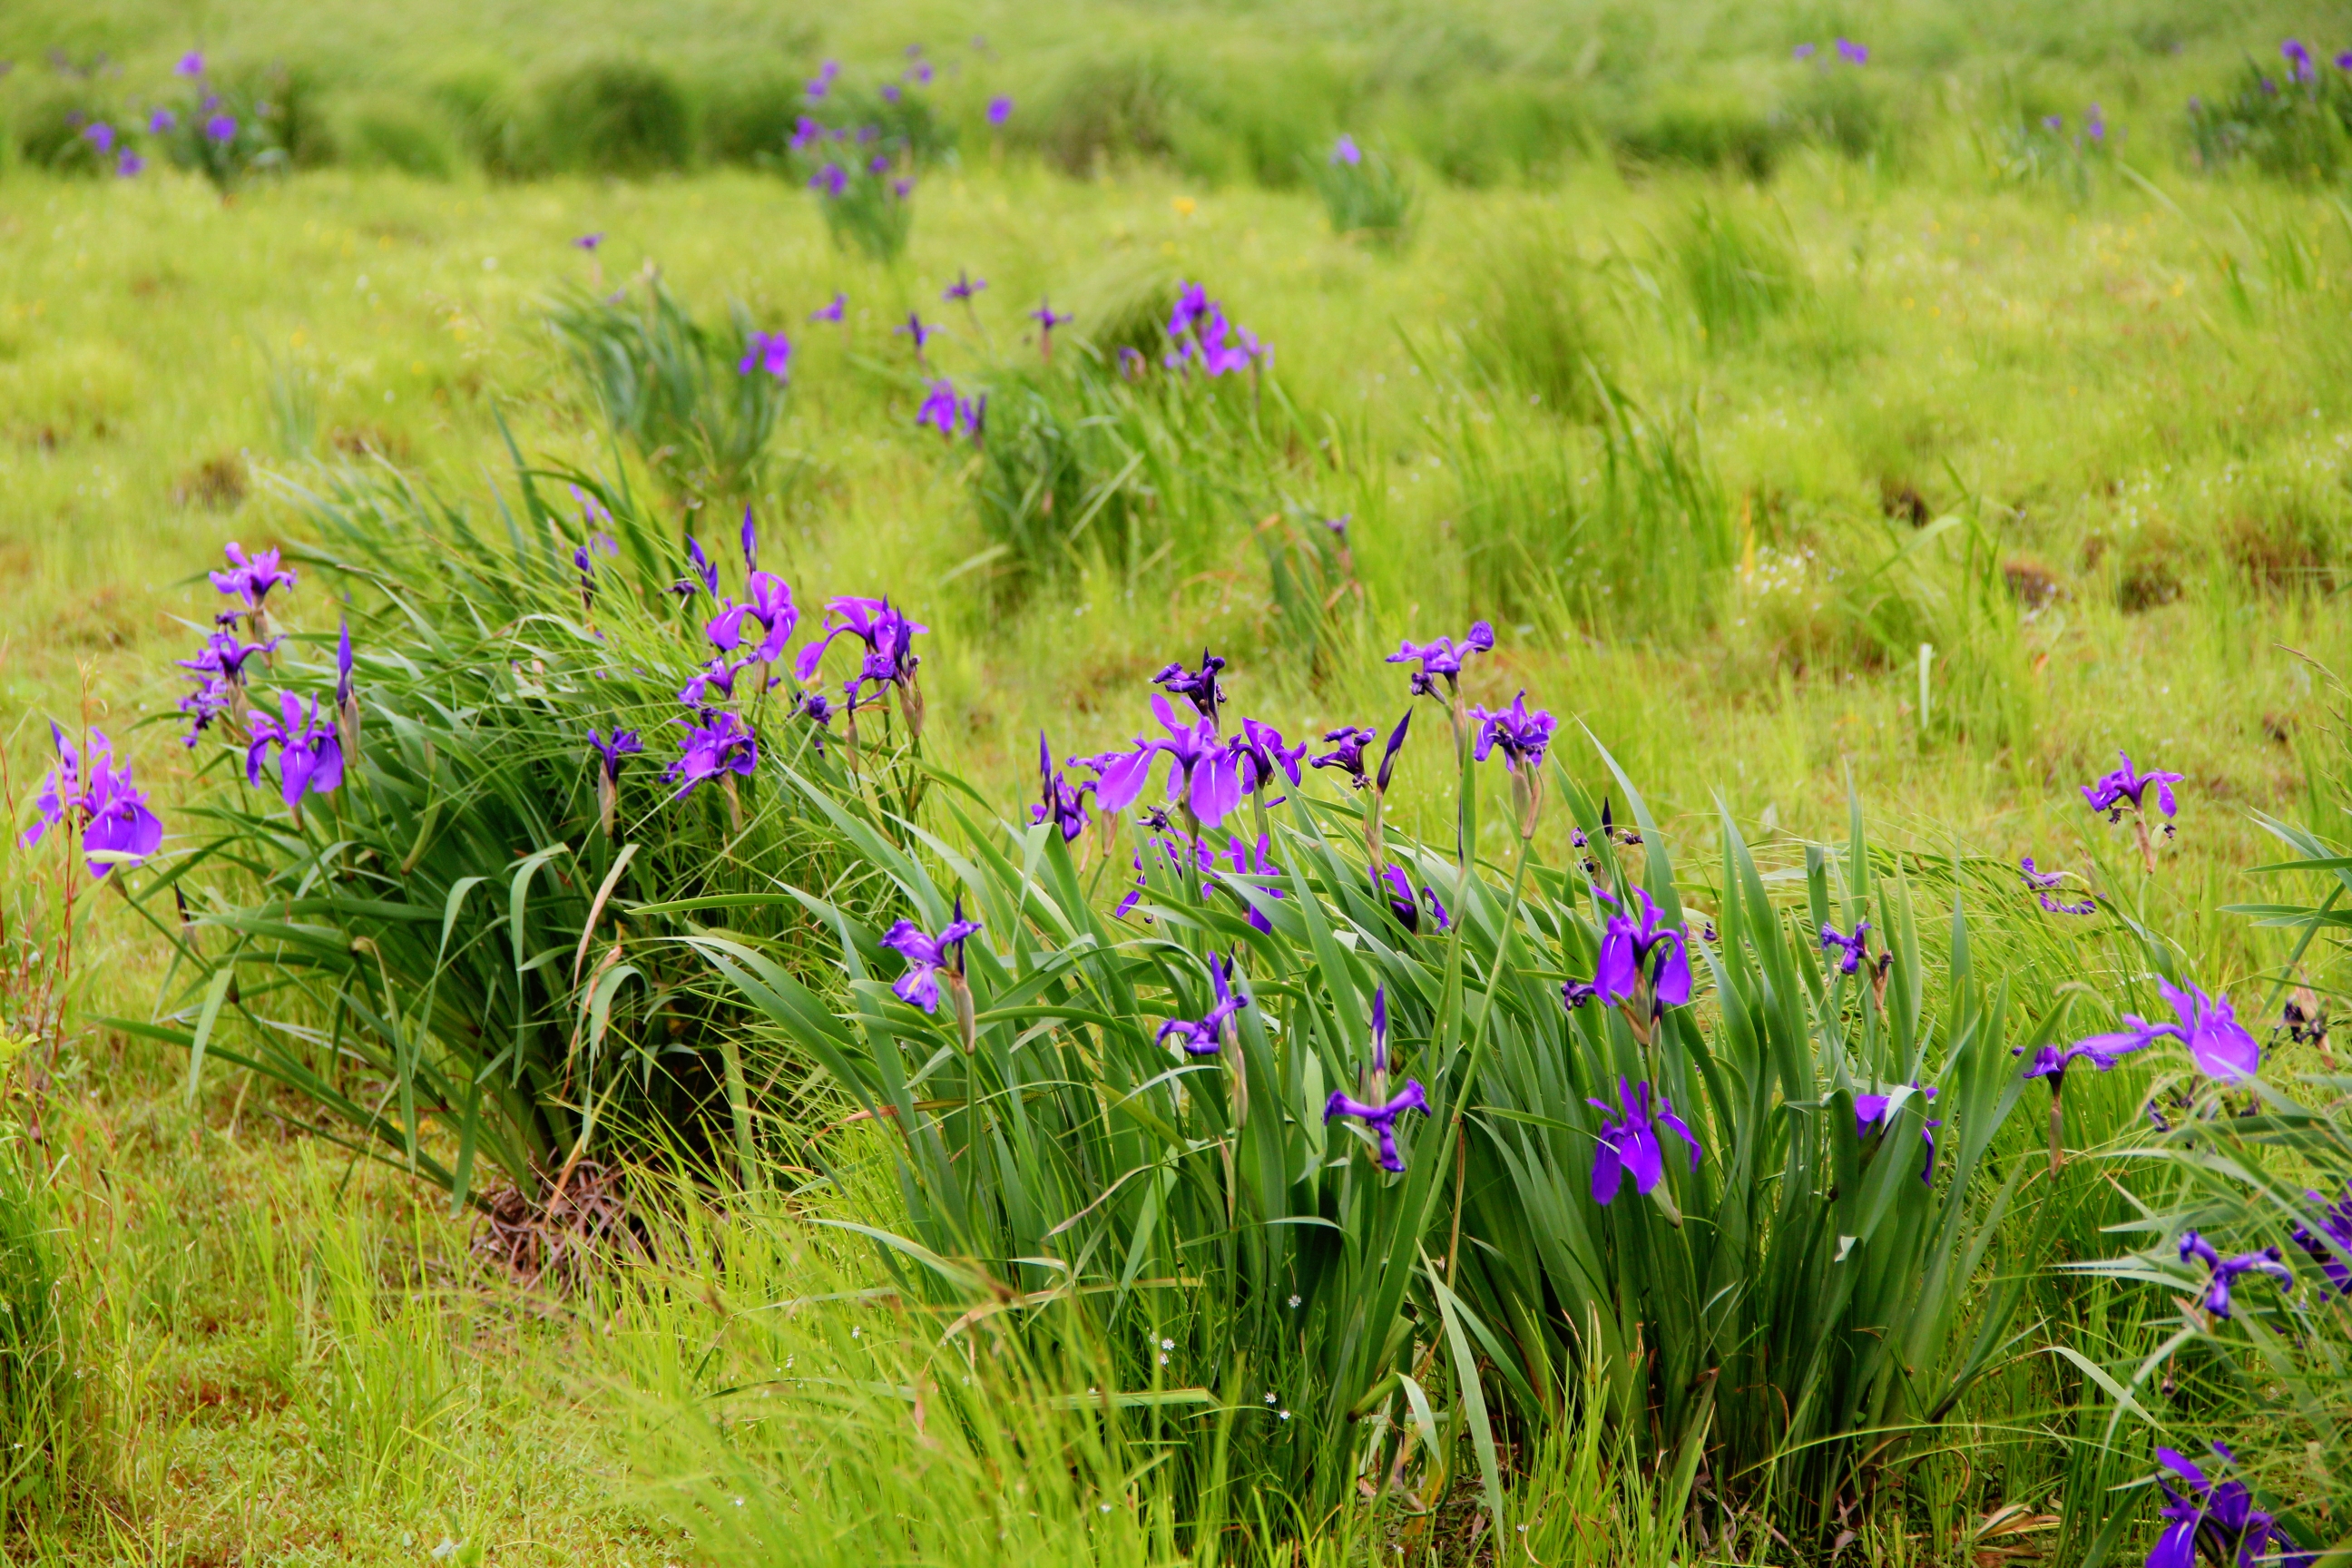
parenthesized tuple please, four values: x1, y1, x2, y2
(2047, 1087, 2065, 1178)
(2133, 814, 2156, 876)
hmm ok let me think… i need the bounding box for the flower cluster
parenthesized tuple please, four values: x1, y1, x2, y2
(1164, 282, 1272, 377)
(2149, 1444, 2311, 1568)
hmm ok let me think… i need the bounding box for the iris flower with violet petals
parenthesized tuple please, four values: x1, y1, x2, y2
(796, 597, 930, 683)
(1853, 1084, 1941, 1182)
(706, 572, 799, 667)
(738, 330, 791, 379)
(672, 535, 720, 600)
(1469, 691, 1555, 769)
(881, 900, 980, 1013)
(181, 631, 280, 687)
(210, 543, 297, 612)
(2178, 1232, 2292, 1320)
(1230, 718, 1307, 795)
(1385, 622, 1494, 698)
(244, 692, 344, 819)
(1588, 1078, 1702, 1207)
(987, 96, 1013, 125)
(1595, 887, 1692, 1011)
(1311, 725, 1377, 789)
(663, 710, 759, 800)
(2068, 977, 2260, 1084)
(2082, 750, 2182, 818)
(1031, 734, 1093, 843)
(1158, 952, 1247, 1055)
(1152, 650, 1228, 724)
(942, 270, 985, 302)
(1323, 986, 1428, 1171)
(1330, 134, 1362, 166)
(2148, 1444, 2311, 1568)
(19, 726, 162, 877)
(1820, 920, 1870, 975)
(1093, 695, 1247, 829)
(811, 292, 847, 322)
(2292, 1188, 2352, 1299)
(1379, 864, 1449, 934)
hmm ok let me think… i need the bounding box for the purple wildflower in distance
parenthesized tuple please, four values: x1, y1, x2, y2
(2339, 52, 2352, 71)
(2285, 39, 2317, 83)
(811, 292, 847, 323)
(2082, 750, 2182, 818)
(204, 113, 236, 144)
(1323, 986, 1429, 1171)
(880, 902, 980, 1013)
(589, 727, 641, 781)
(663, 709, 759, 800)
(896, 311, 935, 358)
(2178, 1232, 2292, 1319)
(83, 122, 115, 154)
(2149, 1444, 2311, 1568)
(942, 270, 985, 302)
(987, 95, 1013, 126)
(1330, 133, 1362, 166)
(915, 377, 979, 439)
(880, 83, 902, 103)
(1588, 1078, 1702, 1206)
(738, 330, 792, 380)
(116, 151, 143, 177)
(1853, 1084, 1941, 1182)
(149, 108, 177, 133)
(176, 52, 205, 76)
(806, 59, 839, 99)
(19, 726, 163, 878)
(1792, 43, 1816, 60)
(2043, 113, 2063, 132)
(573, 232, 603, 251)
(810, 162, 848, 197)
(2086, 103, 2106, 141)
(1835, 37, 1867, 64)
(1385, 622, 1494, 698)
(1595, 887, 1693, 1011)
(1158, 952, 1247, 1055)
(210, 543, 297, 612)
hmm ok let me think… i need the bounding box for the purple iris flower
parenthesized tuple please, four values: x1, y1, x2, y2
(880, 83, 902, 104)
(1323, 986, 1428, 1171)
(177, 51, 205, 76)
(244, 691, 344, 818)
(892, 176, 915, 199)
(790, 113, 826, 152)
(83, 122, 115, 154)
(1152, 650, 1228, 725)
(739, 330, 791, 380)
(1231, 719, 1306, 795)
(679, 657, 750, 708)
(19, 725, 162, 878)
(2065, 977, 2260, 1083)
(867, 152, 890, 176)
(916, 377, 974, 438)
(1311, 725, 1377, 789)
(663, 709, 759, 800)
(150, 109, 177, 133)
(943, 270, 986, 302)
(1031, 299, 1071, 357)
(204, 113, 236, 144)
(2017, 1034, 2149, 1090)
(1380, 865, 1450, 934)
(210, 543, 297, 612)
(1330, 133, 1361, 166)
(811, 292, 847, 323)
(1385, 622, 1494, 698)
(573, 232, 603, 251)
(2292, 1188, 2352, 1298)
(1792, 43, 1816, 60)
(1159, 952, 1248, 1055)
(881, 901, 981, 1013)
(181, 630, 280, 687)
(1853, 1084, 1941, 1182)
(2019, 857, 2063, 889)
(2082, 751, 2181, 818)
(897, 311, 935, 360)
(672, 535, 720, 600)
(1595, 887, 1692, 1009)
(179, 679, 231, 747)
(116, 151, 143, 177)
(1835, 38, 1867, 64)
(1561, 978, 1599, 1010)
(806, 60, 839, 99)
(987, 96, 1014, 126)
(1032, 734, 1093, 842)
(1588, 1078, 1702, 1206)
(2339, 52, 2352, 71)
(2020, 856, 2096, 914)
(2086, 103, 2106, 141)
(2149, 1444, 2312, 1568)
(1820, 920, 1869, 975)
(2043, 114, 2063, 132)
(1093, 696, 1248, 829)
(2178, 1232, 2292, 1320)
(2285, 39, 2316, 83)
(810, 163, 848, 197)
(706, 571, 799, 667)
(906, 62, 934, 85)
(589, 727, 642, 781)
(1469, 691, 1555, 769)
(796, 597, 931, 686)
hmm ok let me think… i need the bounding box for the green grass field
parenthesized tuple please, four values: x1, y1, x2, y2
(7, 2, 2352, 1563)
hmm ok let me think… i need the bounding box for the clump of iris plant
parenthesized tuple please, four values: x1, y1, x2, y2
(798, 596, 930, 750)
(1163, 282, 1272, 382)
(18, 725, 162, 879)
(738, 329, 791, 382)
(2147, 1444, 2311, 1568)
(1095, 695, 1246, 840)
(883, 898, 980, 1053)
(664, 708, 758, 831)
(2178, 1232, 2293, 1321)
(1323, 986, 1427, 1172)
(2082, 750, 2183, 872)
(1588, 1077, 1702, 1224)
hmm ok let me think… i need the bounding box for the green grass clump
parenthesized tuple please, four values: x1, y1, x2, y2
(529, 55, 696, 177)
(0, 1142, 73, 1527)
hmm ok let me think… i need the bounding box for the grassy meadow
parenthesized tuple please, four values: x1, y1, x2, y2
(5, 1, 2352, 1563)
